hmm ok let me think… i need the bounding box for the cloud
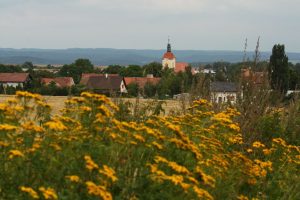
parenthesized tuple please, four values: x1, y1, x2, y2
(0, 0, 299, 51)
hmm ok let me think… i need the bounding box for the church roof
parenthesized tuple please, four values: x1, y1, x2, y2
(163, 52, 176, 59)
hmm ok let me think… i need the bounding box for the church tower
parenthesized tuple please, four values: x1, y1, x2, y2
(162, 38, 176, 69)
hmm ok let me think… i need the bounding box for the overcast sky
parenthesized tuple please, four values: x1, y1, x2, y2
(0, 0, 299, 52)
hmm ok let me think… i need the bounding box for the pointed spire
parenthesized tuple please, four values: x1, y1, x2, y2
(167, 36, 171, 52)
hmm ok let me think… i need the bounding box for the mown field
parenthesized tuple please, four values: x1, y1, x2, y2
(0, 92, 299, 200)
(0, 95, 184, 115)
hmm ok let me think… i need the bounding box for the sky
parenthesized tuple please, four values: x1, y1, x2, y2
(0, 0, 299, 52)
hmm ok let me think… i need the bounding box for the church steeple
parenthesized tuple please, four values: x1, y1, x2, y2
(167, 37, 171, 52)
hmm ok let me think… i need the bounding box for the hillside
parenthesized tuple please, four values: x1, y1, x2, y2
(1, 48, 300, 65)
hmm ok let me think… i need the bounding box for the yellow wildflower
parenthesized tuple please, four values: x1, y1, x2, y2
(237, 195, 249, 200)
(193, 186, 213, 200)
(99, 165, 118, 182)
(84, 155, 99, 171)
(38, 187, 58, 200)
(247, 149, 253, 153)
(80, 106, 92, 112)
(263, 148, 272, 155)
(252, 141, 265, 148)
(9, 150, 24, 159)
(66, 175, 80, 183)
(0, 140, 9, 147)
(151, 141, 163, 150)
(20, 186, 39, 199)
(44, 120, 67, 131)
(86, 181, 112, 200)
(0, 124, 18, 131)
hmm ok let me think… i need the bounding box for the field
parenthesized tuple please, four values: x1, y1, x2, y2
(0, 95, 185, 115)
(0, 92, 299, 200)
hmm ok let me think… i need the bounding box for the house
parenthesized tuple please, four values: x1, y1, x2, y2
(41, 77, 75, 88)
(210, 82, 239, 104)
(174, 62, 189, 73)
(124, 74, 161, 89)
(200, 68, 216, 75)
(241, 68, 268, 86)
(81, 73, 127, 94)
(0, 73, 31, 88)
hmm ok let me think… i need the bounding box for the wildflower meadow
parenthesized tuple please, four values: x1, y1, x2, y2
(0, 91, 299, 199)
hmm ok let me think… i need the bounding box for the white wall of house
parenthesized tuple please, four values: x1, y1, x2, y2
(211, 92, 237, 104)
(162, 58, 176, 69)
(2, 83, 23, 88)
(120, 80, 127, 93)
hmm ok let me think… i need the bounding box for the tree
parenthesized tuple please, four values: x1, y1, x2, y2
(127, 83, 139, 97)
(144, 82, 157, 97)
(0, 64, 23, 73)
(22, 61, 34, 69)
(102, 65, 124, 74)
(143, 62, 163, 77)
(268, 44, 289, 93)
(59, 58, 94, 84)
(119, 65, 143, 77)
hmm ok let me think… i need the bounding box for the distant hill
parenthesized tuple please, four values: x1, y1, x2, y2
(1, 48, 300, 65)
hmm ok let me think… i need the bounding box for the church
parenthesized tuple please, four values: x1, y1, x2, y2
(162, 40, 190, 73)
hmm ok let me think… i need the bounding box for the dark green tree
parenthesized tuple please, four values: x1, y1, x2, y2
(0, 64, 23, 72)
(102, 65, 124, 74)
(144, 82, 157, 97)
(143, 62, 163, 77)
(119, 65, 143, 77)
(59, 58, 94, 84)
(127, 83, 139, 97)
(22, 61, 34, 69)
(268, 44, 289, 93)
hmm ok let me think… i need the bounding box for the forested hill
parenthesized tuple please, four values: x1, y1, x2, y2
(1, 48, 300, 65)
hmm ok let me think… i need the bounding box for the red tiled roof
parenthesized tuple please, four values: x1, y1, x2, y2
(124, 77, 161, 88)
(241, 69, 267, 85)
(0, 73, 29, 83)
(163, 52, 176, 59)
(86, 76, 124, 91)
(80, 73, 119, 85)
(41, 77, 74, 88)
(175, 62, 189, 73)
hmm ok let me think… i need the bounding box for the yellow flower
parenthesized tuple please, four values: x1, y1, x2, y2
(247, 149, 253, 153)
(22, 121, 44, 133)
(0, 140, 9, 147)
(20, 186, 39, 199)
(252, 141, 265, 148)
(193, 186, 213, 200)
(151, 141, 163, 150)
(263, 148, 272, 155)
(86, 181, 112, 200)
(0, 124, 18, 131)
(98, 105, 112, 117)
(272, 138, 287, 147)
(39, 187, 58, 200)
(44, 120, 67, 131)
(9, 150, 24, 159)
(132, 134, 145, 143)
(84, 155, 99, 171)
(66, 175, 80, 183)
(237, 195, 249, 200)
(99, 165, 118, 182)
(80, 106, 92, 112)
